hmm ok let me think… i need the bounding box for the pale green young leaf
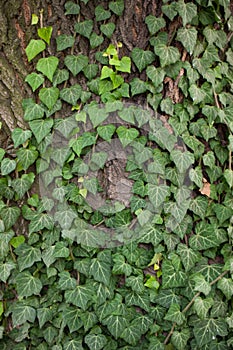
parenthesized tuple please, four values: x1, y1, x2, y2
(25, 39, 46, 62)
(36, 56, 59, 82)
(38, 26, 53, 45)
(145, 15, 166, 35)
(131, 48, 155, 72)
(15, 271, 43, 297)
(29, 118, 53, 144)
(109, 0, 124, 16)
(85, 333, 107, 350)
(64, 54, 88, 76)
(74, 20, 93, 38)
(25, 73, 44, 92)
(193, 297, 214, 319)
(176, 27, 197, 54)
(1, 158, 16, 175)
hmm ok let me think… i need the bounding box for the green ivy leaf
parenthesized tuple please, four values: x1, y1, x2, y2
(191, 273, 211, 295)
(170, 149, 195, 173)
(112, 253, 132, 276)
(15, 271, 43, 297)
(162, 3, 177, 21)
(83, 64, 99, 80)
(65, 1, 80, 15)
(109, 0, 124, 16)
(38, 26, 53, 45)
(165, 303, 186, 325)
(171, 329, 190, 350)
(146, 66, 165, 88)
(0, 261, 16, 283)
(102, 314, 128, 339)
(97, 124, 116, 142)
(29, 213, 54, 233)
(54, 207, 77, 230)
(11, 129, 32, 149)
(224, 169, 233, 188)
(120, 322, 143, 345)
(176, 27, 198, 54)
(36, 56, 59, 82)
(193, 297, 214, 319)
(100, 23, 115, 38)
(74, 20, 93, 39)
(39, 87, 59, 110)
(1, 158, 16, 175)
(11, 303, 36, 327)
(65, 284, 93, 310)
(116, 126, 139, 147)
(56, 34, 75, 51)
(90, 258, 111, 285)
(177, 243, 201, 272)
(53, 69, 70, 86)
(64, 54, 88, 76)
(130, 78, 148, 96)
(90, 32, 104, 49)
(15, 243, 42, 271)
(60, 84, 82, 105)
(29, 118, 53, 144)
(88, 105, 108, 128)
(24, 101, 44, 121)
(25, 39, 46, 62)
(62, 306, 83, 333)
(162, 260, 187, 288)
(12, 173, 35, 199)
(116, 56, 131, 73)
(145, 15, 166, 35)
(131, 48, 155, 72)
(25, 73, 44, 92)
(85, 333, 107, 350)
(189, 222, 220, 250)
(37, 307, 54, 328)
(175, 0, 197, 26)
(16, 147, 39, 170)
(217, 278, 233, 300)
(148, 183, 170, 209)
(193, 318, 228, 346)
(154, 44, 180, 67)
(95, 5, 111, 21)
(64, 339, 84, 350)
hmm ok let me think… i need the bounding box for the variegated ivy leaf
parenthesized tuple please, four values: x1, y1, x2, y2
(171, 328, 190, 350)
(62, 306, 83, 333)
(65, 284, 93, 310)
(15, 271, 43, 297)
(0, 261, 16, 283)
(85, 333, 107, 350)
(193, 318, 228, 346)
(11, 302, 36, 327)
(165, 303, 186, 325)
(193, 297, 214, 319)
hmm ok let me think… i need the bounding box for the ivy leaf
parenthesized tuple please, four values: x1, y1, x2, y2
(120, 322, 142, 345)
(148, 184, 170, 209)
(165, 303, 186, 325)
(29, 118, 53, 144)
(39, 87, 59, 110)
(15, 243, 42, 271)
(15, 271, 43, 297)
(16, 147, 39, 170)
(60, 84, 82, 105)
(24, 101, 44, 121)
(83, 64, 99, 80)
(65, 1, 80, 15)
(116, 57, 131, 73)
(54, 207, 77, 230)
(109, 0, 124, 16)
(224, 169, 233, 188)
(58, 271, 76, 290)
(38, 26, 53, 45)
(162, 260, 187, 288)
(131, 48, 155, 72)
(11, 303, 36, 327)
(1, 206, 20, 230)
(191, 273, 211, 296)
(154, 44, 180, 67)
(116, 126, 139, 147)
(97, 124, 116, 142)
(62, 306, 83, 333)
(171, 329, 190, 350)
(217, 278, 233, 300)
(56, 34, 75, 51)
(176, 27, 198, 54)
(12, 173, 35, 199)
(112, 253, 132, 276)
(162, 3, 178, 21)
(65, 284, 93, 310)
(145, 15, 166, 35)
(90, 258, 111, 285)
(64, 55, 88, 76)
(130, 78, 148, 96)
(25, 73, 44, 92)
(85, 334, 107, 350)
(102, 314, 128, 339)
(88, 105, 108, 128)
(64, 339, 84, 350)
(193, 318, 228, 346)
(12, 128, 32, 148)
(1, 158, 16, 175)
(95, 5, 111, 21)
(29, 213, 54, 233)
(100, 23, 115, 38)
(0, 261, 16, 283)
(0, 231, 14, 259)
(189, 222, 220, 250)
(89, 33, 104, 49)
(175, 0, 197, 26)
(170, 149, 194, 173)
(36, 56, 59, 82)
(177, 243, 201, 272)
(25, 39, 46, 62)
(193, 297, 214, 319)
(146, 66, 165, 88)
(74, 20, 93, 39)
(37, 307, 54, 328)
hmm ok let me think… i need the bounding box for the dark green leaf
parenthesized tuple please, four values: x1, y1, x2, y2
(36, 56, 59, 82)
(64, 55, 88, 76)
(131, 48, 155, 72)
